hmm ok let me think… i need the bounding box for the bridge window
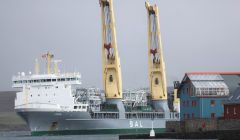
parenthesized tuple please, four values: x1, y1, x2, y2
(109, 75, 113, 82)
(71, 78, 76, 81)
(52, 79, 56, 82)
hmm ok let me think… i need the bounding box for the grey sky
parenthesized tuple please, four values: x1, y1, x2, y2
(0, 0, 239, 91)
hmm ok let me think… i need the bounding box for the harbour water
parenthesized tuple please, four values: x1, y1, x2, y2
(0, 131, 118, 140)
(0, 131, 217, 140)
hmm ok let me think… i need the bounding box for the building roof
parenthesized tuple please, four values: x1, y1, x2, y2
(225, 87, 240, 104)
(186, 72, 240, 75)
(221, 74, 240, 95)
(178, 72, 240, 97)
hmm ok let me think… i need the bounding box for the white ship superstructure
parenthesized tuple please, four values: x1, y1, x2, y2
(13, 52, 84, 113)
(13, 72, 82, 112)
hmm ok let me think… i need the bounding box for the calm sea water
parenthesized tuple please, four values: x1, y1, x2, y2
(0, 131, 217, 140)
(0, 131, 118, 140)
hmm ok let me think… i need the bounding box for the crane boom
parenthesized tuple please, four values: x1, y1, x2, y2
(99, 0, 122, 99)
(146, 2, 168, 112)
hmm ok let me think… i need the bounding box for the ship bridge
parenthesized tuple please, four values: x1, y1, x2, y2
(12, 73, 81, 88)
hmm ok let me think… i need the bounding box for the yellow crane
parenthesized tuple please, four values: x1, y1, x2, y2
(99, 0, 122, 100)
(99, 0, 125, 118)
(145, 2, 169, 112)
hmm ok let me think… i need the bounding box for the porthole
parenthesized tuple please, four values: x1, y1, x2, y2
(109, 75, 113, 82)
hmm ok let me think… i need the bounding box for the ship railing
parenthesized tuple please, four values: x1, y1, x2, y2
(12, 73, 81, 85)
(125, 112, 165, 119)
(169, 112, 180, 119)
(90, 111, 119, 119)
(12, 72, 81, 79)
(15, 102, 61, 109)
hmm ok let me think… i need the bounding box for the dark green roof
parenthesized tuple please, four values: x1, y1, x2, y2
(221, 74, 240, 94)
(225, 87, 240, 104)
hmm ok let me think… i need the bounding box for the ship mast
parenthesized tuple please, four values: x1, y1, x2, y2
(42, 52, 54, 74)
(99, 0, 122, 100)
(35, 58, 40, 75)
(145, 2, 169, 112)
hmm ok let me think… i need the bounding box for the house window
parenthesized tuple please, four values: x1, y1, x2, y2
(182, 89, 184, 95)
(234, 107, 237, 115)
(226, 107, 229, 114)
(210, 100, 215, 107)
(187, 114, 190, 119)
(192, 100, 197, 107)
(237, 95, 240, 100)
(183, 101, 186, 107)
(211, 113, 215, 119)
(192, 113, 195, 118)
(221, 100, 225, 106)
(190, 87, 193, 96)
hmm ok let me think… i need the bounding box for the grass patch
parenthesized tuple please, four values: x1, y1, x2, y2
(0, 112, 26, 125)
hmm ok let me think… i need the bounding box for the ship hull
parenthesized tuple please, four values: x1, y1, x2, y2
(17, 110, 172, 136)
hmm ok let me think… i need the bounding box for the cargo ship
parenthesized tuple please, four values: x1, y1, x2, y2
(12, 52, 178, 136)
(12, 0, 180, 136)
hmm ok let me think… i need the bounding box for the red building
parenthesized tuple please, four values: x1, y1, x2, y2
(224, 87, 240, 119)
